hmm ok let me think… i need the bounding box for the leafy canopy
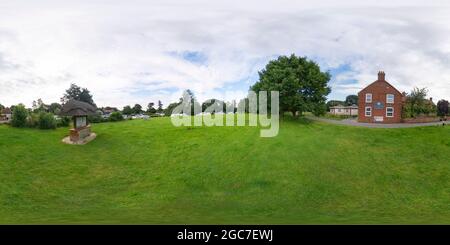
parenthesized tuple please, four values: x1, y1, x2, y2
(251, 54, 331, 116)
(437, 100, 449, 117)
(122, 105, 133, 115)
(11, 104, 28, 128)
(61, 83, 95, 106)
(345, 95, 358, 106)
(403, 87, 436, 117)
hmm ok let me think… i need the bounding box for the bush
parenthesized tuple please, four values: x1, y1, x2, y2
(311, 103, 327, 116)
(38, 112, 57, 129)
(57, 116, 71, 127)
(109, 112, 124, 122)
(26, 113, 40, 128)
(437, 100, 449, 117)
(11, 104, 28, 127)
(88, 114, 103, 123)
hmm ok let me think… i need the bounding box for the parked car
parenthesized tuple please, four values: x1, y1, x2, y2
(132, 114, 151, 119)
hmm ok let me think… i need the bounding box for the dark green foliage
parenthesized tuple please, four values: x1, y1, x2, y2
(26, 113, 40, 128)
(311, 102, 327, 116)
(180, 90, 201, 115)
(37, 112, 57, 129)
(403, 87, 437, 118)
(237, 98, 250, 113)
(157, 100, 163, 113)
(132, 104, 143, 114)
(48, 103, 62, 114)
(147, 102, 157, 114)
(32, 98, 47, 113)
(202, 98, 226, 112)
(11, 104, 28, 128)
(61, 83, 96, 106)
(164, 102, 181, 116)
(109, 112, 124, 122)
(88, 111, 104, 123)
(57, 116, 71, 127)
(345, 95, 358, 106)
(437, 100, 449, 117)
(122, 105, 133, 115)
(251, 54, 331, 117)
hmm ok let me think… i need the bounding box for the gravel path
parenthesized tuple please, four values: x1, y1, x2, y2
(306, 116, 448, 128)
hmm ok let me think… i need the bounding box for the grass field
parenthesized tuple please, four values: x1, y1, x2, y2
(0, 117, 449, 224)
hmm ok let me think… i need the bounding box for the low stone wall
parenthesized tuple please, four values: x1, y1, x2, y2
(402, 117, 446, 123)
(69, 125, 92, 142)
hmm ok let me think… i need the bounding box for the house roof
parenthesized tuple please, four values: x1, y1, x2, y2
(1, 107, 12, 114)
(60, 100, 97, 116)
(358, 72, 404, 96)
(330, 105, 358, 109)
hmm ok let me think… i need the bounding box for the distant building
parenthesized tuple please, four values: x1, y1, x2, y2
(101, 107, 118, 118)
(0, 108, 12, 122)
(329, 105, 358, 116)
(358, 71, 405, 123)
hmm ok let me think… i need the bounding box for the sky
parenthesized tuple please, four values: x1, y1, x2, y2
(0, 0, 449, 108)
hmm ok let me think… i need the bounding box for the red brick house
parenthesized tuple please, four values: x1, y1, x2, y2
(358, 71, 404, 123)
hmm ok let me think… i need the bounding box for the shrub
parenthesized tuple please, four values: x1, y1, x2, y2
(38, 112, 57, 129)
(437, 100, 449, 117)
(109, 112, 124, 122)
(11, 104, 28, 127)
(311, 103, 327, 116)
(88, 114, 103, 123)
(26, 113, 40, 128)
(57, 116, 71, 127)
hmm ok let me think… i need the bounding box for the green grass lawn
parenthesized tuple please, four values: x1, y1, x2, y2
(0, 117, 449, 224)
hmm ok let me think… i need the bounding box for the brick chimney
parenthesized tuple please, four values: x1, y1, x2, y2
(378, 71, 385, 81)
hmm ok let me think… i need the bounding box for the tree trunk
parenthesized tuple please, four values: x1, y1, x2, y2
(292, 110, 297, 117)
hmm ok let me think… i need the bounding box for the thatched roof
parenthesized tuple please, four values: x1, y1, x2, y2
(60, 100, 97, 116)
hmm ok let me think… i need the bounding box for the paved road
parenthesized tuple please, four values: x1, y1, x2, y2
(306, 116, 448, 128)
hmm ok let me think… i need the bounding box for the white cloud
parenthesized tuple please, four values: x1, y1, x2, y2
(0, 0, 449, 108)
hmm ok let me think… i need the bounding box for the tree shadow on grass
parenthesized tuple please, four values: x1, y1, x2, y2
(281, 114, 314, 125)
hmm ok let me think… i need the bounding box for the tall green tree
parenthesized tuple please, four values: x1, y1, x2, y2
(147, 102, 156, 114)
(237, 98, 249, 113)
(11, 104, 28, 128)
(132, 104, 143, 114)
(122, 105, 133, 115)
(164, 102, 181, 116)
(437, 100, 449, 117)
(251, 54, 331, 117)
(403, 87, 433, 117)
(32, 98, 48, 112)
(61, 83, 95, 106)
(202, 98, 226, 112)
(157, 100, 163, 113)
(179, 90, 201, 115)
(345, 95, 358, 106)
(48, 103, 62, 114)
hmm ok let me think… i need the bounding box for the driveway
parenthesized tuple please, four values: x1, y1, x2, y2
(306, 116, 448, 128)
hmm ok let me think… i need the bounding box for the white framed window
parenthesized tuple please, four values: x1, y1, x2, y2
(386, 107, 394, 117)
(365, 93, 372, 103)
(386, 94, 394, 104)
(365, 106, 372, 117)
